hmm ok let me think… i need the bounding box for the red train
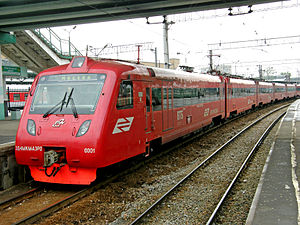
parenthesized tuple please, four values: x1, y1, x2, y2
(6, 85, 30, 110)
(15, 56, 298, 185)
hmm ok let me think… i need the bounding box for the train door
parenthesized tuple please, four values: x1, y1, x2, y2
(145, 86, 152, 134)
(225, 79, 229, 118)
(162, 82, 173, 131)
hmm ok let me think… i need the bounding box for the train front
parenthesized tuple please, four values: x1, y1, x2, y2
(15, 57, 109, 185)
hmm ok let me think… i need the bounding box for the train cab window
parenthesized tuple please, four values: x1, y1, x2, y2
(13, 94, 20, 101)
(117, 80, 133, 109)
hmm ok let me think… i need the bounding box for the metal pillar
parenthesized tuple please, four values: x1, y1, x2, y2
(258, 65, 263, 79)
(0, 47, 5, 120)
(209, 50, 213, 71)
(0, 32, 16, 120)
(154, 47, 158, 67)
(163, 15, 170, 69)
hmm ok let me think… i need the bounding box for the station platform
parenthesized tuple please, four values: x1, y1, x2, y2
(246, 100, 300, 225)
(0, 117, 19, 144)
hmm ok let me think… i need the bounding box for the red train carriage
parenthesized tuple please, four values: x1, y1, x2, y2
(257, 81, 273, 105)
(15, 57, 225, 185)
(273, 83, 286, 101)
(297, 84, 300, 97)
(286, 84, 296, 99)
(6, 85, 30, 110)
(225, 77, 257, 117)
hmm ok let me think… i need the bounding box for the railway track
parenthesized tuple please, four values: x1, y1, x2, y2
(0, 102, 291, 224)
(0, 184, 41, 211)
(1, 166, 140, 225)
(129, 105, 287, 224)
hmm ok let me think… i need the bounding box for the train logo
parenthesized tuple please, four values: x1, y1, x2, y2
(52, 119, 66, 128)
(113, 117, 134, 134)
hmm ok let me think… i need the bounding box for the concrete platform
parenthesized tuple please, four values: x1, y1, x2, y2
(0, 117, 20, 144)
(0, 117, 24, 190)
(246, 100, 300, 225)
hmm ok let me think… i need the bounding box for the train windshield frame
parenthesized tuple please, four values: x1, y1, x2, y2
(29, 73, 106, 115)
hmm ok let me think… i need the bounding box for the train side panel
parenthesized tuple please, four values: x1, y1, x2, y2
(161, 76, 225, 144)
(257, 81, 273, 105)
(226, 77, 257, 117)
(286, 84, 296, 98)
(273, 83, 285, 101)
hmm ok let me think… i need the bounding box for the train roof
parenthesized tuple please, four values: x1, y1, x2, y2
(286, 83, 296, 87)
(274, 83, 285, 87)
(229, 77, 256, 85)
(117, 60, 222, 83)
(258, 81, 273, 86)
(40, 57, 222, 83)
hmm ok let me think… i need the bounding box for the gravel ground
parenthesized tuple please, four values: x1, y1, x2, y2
(136, 108, 286, 224)
(213, 120, 281, 224)
(35, 102, 290, 225)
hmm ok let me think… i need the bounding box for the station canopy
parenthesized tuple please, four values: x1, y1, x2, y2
(0, 0, 282, 32)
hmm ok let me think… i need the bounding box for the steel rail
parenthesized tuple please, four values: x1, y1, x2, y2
(206, 110, 286, 224)
(0, 185, 41, 210)
(12, 169, 133, 225)
(129, 104, 288, 225)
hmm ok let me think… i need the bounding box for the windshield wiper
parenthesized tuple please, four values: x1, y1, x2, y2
(66, 88, 74, 108)
(43, 92, 67, 118)
(60, 91, 67, 112)
(66, 88, 78, 118)
(69, 98, 78, 118)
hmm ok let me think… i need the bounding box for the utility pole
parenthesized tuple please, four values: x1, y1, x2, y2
(163, 15, 170, 69)
(146, 16, 174, 68)
(151, 47, 158, 67)
(137, 45, 141, 64)
(207, 50, 220, 72)
(258, 65, 263, 79)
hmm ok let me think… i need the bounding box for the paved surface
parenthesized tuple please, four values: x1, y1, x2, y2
(0, 117, 20, 144)
(246, 100, 300, 225)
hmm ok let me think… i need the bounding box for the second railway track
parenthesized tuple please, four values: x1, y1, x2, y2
(130, 105, 288, 224)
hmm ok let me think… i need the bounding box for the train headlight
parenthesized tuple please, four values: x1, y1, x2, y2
(27, 119, 36, 136)
(76, 120, 91, 137)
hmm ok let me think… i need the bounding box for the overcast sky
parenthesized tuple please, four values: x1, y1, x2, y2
(51, 0, 300, 78)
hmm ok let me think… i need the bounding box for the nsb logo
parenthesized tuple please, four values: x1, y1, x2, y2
(52, 119, 66, 128)
(112, 117, 134, 134)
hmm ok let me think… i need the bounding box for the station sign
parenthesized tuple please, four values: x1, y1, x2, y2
(2, 66, 27, 77)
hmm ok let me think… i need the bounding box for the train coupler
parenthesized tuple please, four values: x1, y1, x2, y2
(44, 150, 59, 167)
(44, 163, 66, 177)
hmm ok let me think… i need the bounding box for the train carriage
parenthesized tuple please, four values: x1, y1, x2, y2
(297, 84, 300, 97)
(273, 83, 286, 101)
(286, 84, 297, 98)
(15, 57, 226, 184)
(6, 84, 31, 110)
(225, 77, 257, 117)
(257, 81, 273, 105)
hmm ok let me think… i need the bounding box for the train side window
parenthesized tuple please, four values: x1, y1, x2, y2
(146, 88, 150, 112)
(173, 88, 183, 108)
(168, 88, 173, 108)
(152, 88, 162, 111)
(24, 94, 28, 100)
(163, 88, 167, 109)
(116, 80, 133, 109)
(13, 94, 20, 101)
